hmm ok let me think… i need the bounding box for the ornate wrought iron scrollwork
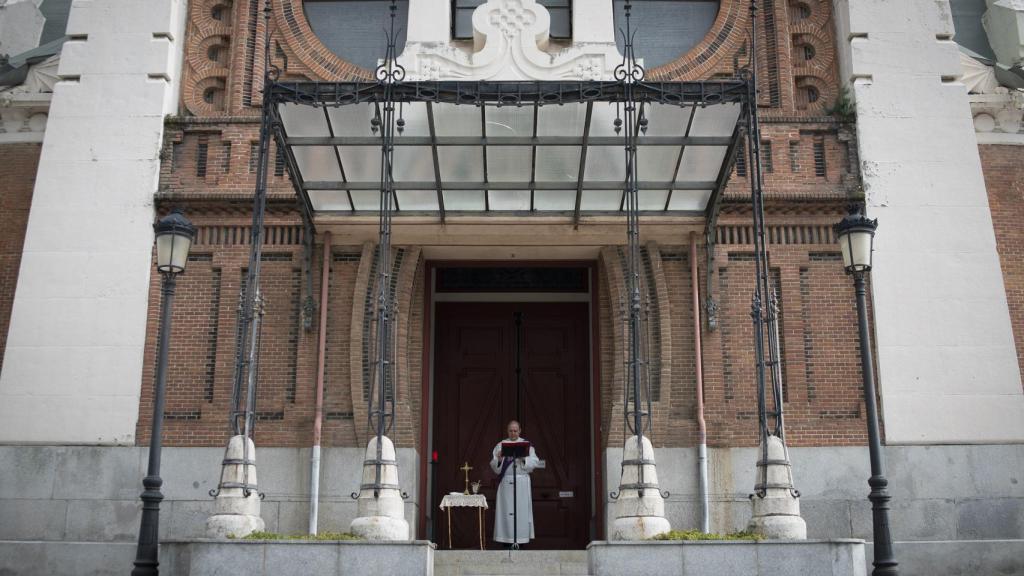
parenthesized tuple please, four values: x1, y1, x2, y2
(357, 0, 404, 501)
(742, 0, 799, 503)
(611, 0, 660, 501)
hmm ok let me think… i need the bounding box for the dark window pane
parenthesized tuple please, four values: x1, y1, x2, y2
(548, 7, 571, 38)
(303, 0, 409, 70)
(453, 0, 571, 39)
(613, 0, 719, 69)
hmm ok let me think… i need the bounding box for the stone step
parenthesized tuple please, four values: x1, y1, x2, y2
(434, 550, 590, 576)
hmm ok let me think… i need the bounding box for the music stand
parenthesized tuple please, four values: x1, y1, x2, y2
(501, 441, 530, 556)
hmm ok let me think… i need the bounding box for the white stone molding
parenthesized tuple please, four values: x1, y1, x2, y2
(972, 90, 1024, 144)
(0, 53, 58, 143)
(396, 0, 624, 80)
(960, 51, 1000, 95)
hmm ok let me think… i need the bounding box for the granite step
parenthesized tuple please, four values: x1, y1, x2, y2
(433, 550, 590, 576)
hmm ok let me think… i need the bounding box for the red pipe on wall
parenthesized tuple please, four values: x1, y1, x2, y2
(309, 231, 331, 534)
(690, 231, 709, 532)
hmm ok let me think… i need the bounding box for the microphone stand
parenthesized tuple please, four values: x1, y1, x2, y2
(511, 454, 518, 558)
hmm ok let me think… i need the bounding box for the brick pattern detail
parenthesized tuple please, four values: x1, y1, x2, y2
(0, 144, 40, 375)
(137, 214, 320, 447)
(982, 144, 1024, 391)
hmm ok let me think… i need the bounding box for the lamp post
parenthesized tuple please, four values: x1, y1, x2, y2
(132, 209, 195, 576)
(834, 206, 898, 576)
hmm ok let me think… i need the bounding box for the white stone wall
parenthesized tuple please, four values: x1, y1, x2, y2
(832, 0, 1024, 443)
(0, 0, 187, 444)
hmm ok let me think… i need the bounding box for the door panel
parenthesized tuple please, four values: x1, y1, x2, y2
(433, 302, 590, 549)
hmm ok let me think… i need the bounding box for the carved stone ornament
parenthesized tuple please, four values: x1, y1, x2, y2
(396, 0, 625, 81)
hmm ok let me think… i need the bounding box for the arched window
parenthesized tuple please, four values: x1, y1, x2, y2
(612, 0, 719, 69)
(303, 0, 409, 70)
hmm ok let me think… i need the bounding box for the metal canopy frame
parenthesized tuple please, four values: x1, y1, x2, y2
(218, 0, 789, 535)
(267, 79, 749, 225)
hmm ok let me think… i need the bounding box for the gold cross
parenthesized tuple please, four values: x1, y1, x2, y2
(460, 461, 473, 495)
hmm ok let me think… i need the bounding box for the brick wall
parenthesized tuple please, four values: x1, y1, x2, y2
(0, 143, 41, 375)
(595, 210, 871, 450)
(982, 144, 1024, 390)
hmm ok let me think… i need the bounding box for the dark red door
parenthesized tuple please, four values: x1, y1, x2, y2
(433, 302, 591, 549)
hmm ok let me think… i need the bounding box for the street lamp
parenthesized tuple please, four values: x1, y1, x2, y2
(132, 209, 195, 576)
(834, 206, 898, 576)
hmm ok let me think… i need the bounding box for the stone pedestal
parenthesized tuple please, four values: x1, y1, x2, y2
(610, 435, 671, 540)
(747, 435, 807, 539)
(350, 435, 409, 541)
(206, 435, 265, 538)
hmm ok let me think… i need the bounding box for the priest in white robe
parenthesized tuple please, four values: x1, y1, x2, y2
(490, 420, 539, 545)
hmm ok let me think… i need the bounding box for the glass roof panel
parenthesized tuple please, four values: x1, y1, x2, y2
(434, 104, 482, 137)
(394, 102, 429, 137)
(667, 189, 713, 211)
(642, 104, 694, 136)
(438, 146, 484, 181)
(535, 146, 581, 182)
(677, 145, 728, 182)
(535, 190, 577, 211)
(280, 103, 331, 137)
(326, 103, 377, 137)
(443, 189, 486, 211)
(584, 146, 626, 181)
(579, 189, 623, 210)
(689, 103, 741, 137)
(395, 189, 439, 211)
(278, 95, 744, 216)
(338, 146, 382, 181)
(487, 146, 532, 182)
(393, 145, 435, 181)
(638, 189, 670, 210)
(485, 106, 533, 137)
(293, 145, 343, 182)
(637, 145, 681, 181)
(351, 189, 391, 211)
(308, 190, 352, 211)
(537, 103, 586, 137)
(589, 102, 622, 137)
(488, 190, 532, 211)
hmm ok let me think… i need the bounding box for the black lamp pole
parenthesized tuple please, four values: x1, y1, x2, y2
(132, 209, 195, 576)
(835, 207, 898, 576)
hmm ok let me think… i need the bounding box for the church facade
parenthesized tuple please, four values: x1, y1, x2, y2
(1, 0, 1023, 572)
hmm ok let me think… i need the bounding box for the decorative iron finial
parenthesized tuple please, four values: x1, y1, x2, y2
(375, 0, 406, 84)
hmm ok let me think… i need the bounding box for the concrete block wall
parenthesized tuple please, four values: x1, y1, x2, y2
(0, 446, 421, 542)
(604, 444, 1024, 542)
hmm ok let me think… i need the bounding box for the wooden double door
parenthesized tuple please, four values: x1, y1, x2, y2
(433, 302, 592, 549)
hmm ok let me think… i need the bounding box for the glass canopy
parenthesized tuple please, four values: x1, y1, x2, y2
(270, 80, 746, 221)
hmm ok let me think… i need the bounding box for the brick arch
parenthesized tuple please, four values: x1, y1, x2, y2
(794, 74, 834, 113)
(648, 0, 749, 81)
(190, 75, 230, 115)
(786, 0, 831, 33)
(183, 0, 235, 115)
(190, 34, 232, 75)
(275, 0, 374, 81)
(790, 30, 834, 76)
